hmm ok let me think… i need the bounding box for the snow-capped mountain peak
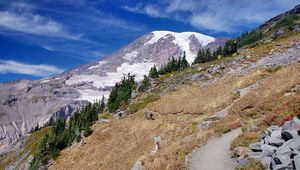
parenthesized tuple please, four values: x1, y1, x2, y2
(0, 30, 227, 152)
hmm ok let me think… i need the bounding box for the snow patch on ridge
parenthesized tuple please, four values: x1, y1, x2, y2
(66, 62, 155, 102)
(88, 61, 107, 70)
(145, 31, 215, 63)
(76, 89, 110, 103)
(123, 50, 138, 60)
(40, 79, 50, 83)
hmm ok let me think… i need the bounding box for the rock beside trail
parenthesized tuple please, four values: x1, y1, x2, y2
(235, 115, 300, 169)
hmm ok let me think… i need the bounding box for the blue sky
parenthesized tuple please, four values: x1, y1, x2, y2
(0, 0, 299, 82)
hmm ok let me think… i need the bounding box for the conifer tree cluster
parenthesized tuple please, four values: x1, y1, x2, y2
(148, 65, 159, 78)
(193, 40, 237, 64)
(158, 52, 189, 75)
(107, 73, 136, 112)
(30, 99, 105, 169)
(237, 30, 263, 48)
(138, 75, 151, 92)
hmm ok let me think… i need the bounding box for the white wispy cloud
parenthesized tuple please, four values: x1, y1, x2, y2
(0, 11, 81, 39)
(123, 0, 300, 33)
(0, 60, 64, 77)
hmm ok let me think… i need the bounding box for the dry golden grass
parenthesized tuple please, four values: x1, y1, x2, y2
(49, 69, 267, 170)
(49, 35, 300, 170)
(49, 111, 210, 170)
(230, 63, 300, 122)
(147, 71, 265, 116)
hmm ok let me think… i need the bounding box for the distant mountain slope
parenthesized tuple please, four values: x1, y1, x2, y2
(0, 31, 223, 153)
(237, 4, 300, 48)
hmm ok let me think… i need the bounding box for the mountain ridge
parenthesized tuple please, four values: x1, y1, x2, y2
(0, 30, 224, 153)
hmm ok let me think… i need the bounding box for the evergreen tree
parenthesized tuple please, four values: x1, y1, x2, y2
(107, 73, 136, 112)
(138, 75, 151, 92)
(181, 52, 189, 69)
(216, 46, 223, 56)
(99, 95, 105, 113)
(149, 65, 159, 78)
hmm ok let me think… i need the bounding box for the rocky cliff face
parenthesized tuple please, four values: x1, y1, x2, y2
(0, 31, 225, 153)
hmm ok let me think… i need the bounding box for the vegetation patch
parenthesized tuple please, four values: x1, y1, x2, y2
(266, 66, 282, 73)
(128, 94, 160, 114)
(107, 73, 136, 112)
(30, 101, 104, 169)
(236, 158, 264, 170)
(230, 132, 258, 150)
(0, 112, 6, 118)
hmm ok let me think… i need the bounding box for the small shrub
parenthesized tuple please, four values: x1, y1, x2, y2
(128, 95, 160, 114)
(266, 66, 282, 73)
(231, 132, 258, 150)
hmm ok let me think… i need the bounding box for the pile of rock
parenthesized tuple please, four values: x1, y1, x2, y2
(237, 115, 300, 169)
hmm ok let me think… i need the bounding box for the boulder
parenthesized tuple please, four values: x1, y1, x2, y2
(258, 131, 268, 141)
(276, 145, 293, 156)
(260, 156, 271, 168)
(276, 154, 293, 166)
(132, 160, 144, 170)
(248, 151, 261, 160)
(260, 144, 277, 158)
(284, 137, 300, 151)
(234, 147, 251, 157)
(271, 130, 282, 139)
(267, 125, 282, 136)
(237, 157, 249, 167)
(273, 164, 293, 170)
(266, 136, 284, 147)
(282, 129, 298, 141)
(294, 154, 300, 170)
(249, 142, 262, 152)
(293, 116, 300, 129)
(282, 120, 292, 130)
(271, 156, 282, 169)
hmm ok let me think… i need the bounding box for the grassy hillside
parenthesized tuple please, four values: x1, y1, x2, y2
(49, 34, 300, 169)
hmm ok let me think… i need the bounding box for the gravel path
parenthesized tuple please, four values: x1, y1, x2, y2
(187, 128, 241, 170)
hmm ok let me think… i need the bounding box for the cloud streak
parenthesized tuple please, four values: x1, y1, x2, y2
(123, 0, 300, 33)
(0, 60, 64, 77)
(0, 11, 81, 39)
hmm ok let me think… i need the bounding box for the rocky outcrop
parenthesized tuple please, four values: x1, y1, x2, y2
(237, 115, 300, 169)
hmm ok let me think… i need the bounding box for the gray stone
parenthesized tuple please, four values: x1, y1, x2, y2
(271, 130, 282, 139)
(260, 144, 277, 158)
(294, 154, 300, 170)
(293, 116, 300, 128)
(234, 147, 251, 157)
(267, 125, 282, 135)
(266, 136, 284, 147)
(282, 121, 293, 130)
(132, 160, 145, 170)
(276, 144, 293, 156)
(237, 157, 249, 166)
(282, 129, 298, 141)
(271, 156, 282, 169)
(273, 164, 293, 170)
(276, 154, 292, 166)
(248, 151, 261, 160)
(284, 137, 300, 151)
(260, 156, 271, 168)
(258, 131, 268, 141)
(249, 142, 262, 152)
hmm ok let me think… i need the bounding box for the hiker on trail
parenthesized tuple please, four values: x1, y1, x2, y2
(144, 110, 154, 120)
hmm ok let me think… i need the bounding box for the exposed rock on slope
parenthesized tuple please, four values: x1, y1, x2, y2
(0, 31, 223, 153)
